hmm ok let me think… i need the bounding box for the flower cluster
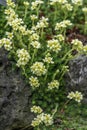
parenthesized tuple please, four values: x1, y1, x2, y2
(30, 15, 38, 21)
(31, 106, 53, 127)
(54, 34, 65, 42)
(62, 3, 73, 11)
(6, 32, 13, 39)
(29, 76, 40, 88)
(82, 7, 87, 13)
(5, 7, 24, 31)
(5, 2, 28, 36)
(71, 0, 83, 6)
(43, 53, 54, 64)
(16, 49, 30, 67)
(30, 62, 47, 76)
(50, 0, 68, 5)
(31, 0, 44, 10)
(47, 39, 61, 53)
(48, 80, 59, 90)
(55, 20, 72, 31)
(83, 45, 87, 53)
(71, 39, 83, 52)
(6, 0, 16, 8)
(31, 113, 53, 127)
(67, 91, 83, 103)
(31, 105, 43, 114)
(30, 33, 39, 41)
(36, 16, 49, 29)
(0, 38, 12, 51)
(30, 41, 41, 49)
(23, 1, 29, 7)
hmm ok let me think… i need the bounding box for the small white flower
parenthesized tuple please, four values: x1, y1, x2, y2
(6, 32, 13, 39)
(55, 20, 72, 30)
(1, 38, 12, 51)
(30, 15, 38, 21)
(30, 41, 41, 49)
(31, 106, 43, 114)
(54, 34, 64, 42)
(71, 0, 83, 6)
(83, 45, 87, 53)
(47, 39, 61, 53)
(74, 91, 83, 103)
(36, 17, 48, 29)
(48, 80, 59, 90)
(82, 7, 87, 13)
(62, 3, 73, 11)
(43, 53, 54, 64)
(30, 62, 47, 76)
(7, 0, 16, 8)
(29, 76, 40, 88)
(67, 91, 83, 103)
(23, 1, 29, 6)
(16, 49, 30, 67)
(71, 39, 83, 52)
(43, 114, 53, 126)
(19, 25, 27, 35)
(31, 0, 43, 10)
(50, 0, 67, 5)
(31, 117, 41, 127)
(31, 112, 53, 127)
(30, 33, 39, 41)
(67, 92, 75, 99)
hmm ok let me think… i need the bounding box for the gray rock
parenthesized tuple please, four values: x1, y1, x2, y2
(0, 48, 33, 130)
(66, 55, 87, 103)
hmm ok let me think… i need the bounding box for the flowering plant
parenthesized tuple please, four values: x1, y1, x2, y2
(0, 0, 86, 129)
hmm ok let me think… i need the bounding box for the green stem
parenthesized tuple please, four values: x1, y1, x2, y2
(22, 66, 28, 78)
(32, 20, 35, 26)
(72, 5, 78, 20)
(52, 104, 58, 117)
(47, 0, 50, 8)
(19, 34, 27, 48)
(64, 10, 67, 20)
(60, 99, 70, 113)
(54, 4, 57, 22)
(84, 15, 87, 34)
(44, 64, 49, 83)
(24, 7, 28, 20)
(31, 49, 37, 64)
(41, 27, 44, 39)
(14, 31, 26, 48)
(36, 5, 40, 17)
(63, 29, 66, 40)
(37, 126, 40, 130)
(52, 69, 59, 80)
(59, 69, 66, 82)
(28, 42, 30, 53)
(59, 49, 74, 82)
(61, 49, 73, 62)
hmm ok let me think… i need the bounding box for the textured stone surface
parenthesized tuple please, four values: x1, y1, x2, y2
(0, 49, 33, 130)
(66, 55, 87, 103)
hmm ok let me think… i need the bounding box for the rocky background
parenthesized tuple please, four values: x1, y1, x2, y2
(66, 54, 87, 103)
(0, 49, 33, 130)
